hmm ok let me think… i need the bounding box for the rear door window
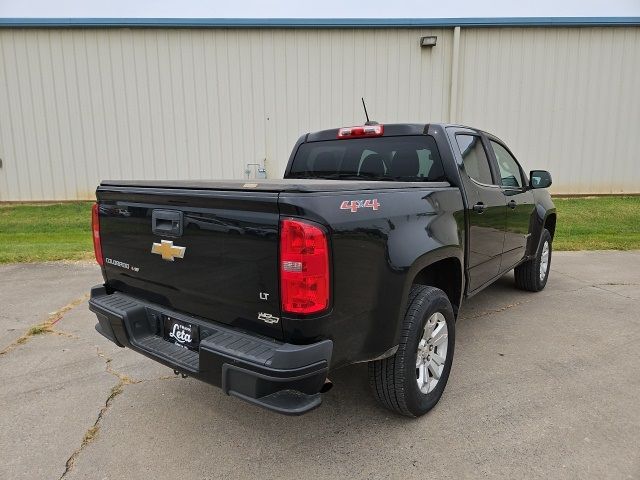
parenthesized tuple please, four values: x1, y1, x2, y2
(456, 134, 494, 185)
(288, 136, 446, 182)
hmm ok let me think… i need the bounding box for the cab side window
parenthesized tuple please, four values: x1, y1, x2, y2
(456, 134, 494, 185)
(491, 141, 523, 188)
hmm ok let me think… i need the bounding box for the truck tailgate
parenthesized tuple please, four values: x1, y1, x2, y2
(96, 185, 282, 339)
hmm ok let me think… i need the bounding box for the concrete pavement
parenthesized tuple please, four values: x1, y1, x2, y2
(1, 252, 639, 479)
(0, 262, 101, 350)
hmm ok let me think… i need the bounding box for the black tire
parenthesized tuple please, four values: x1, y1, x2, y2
(514, 228, 552, 292)
(368, 285, 455, 417)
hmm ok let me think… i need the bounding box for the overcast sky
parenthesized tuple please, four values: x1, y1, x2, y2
(1, 0, 639, 19)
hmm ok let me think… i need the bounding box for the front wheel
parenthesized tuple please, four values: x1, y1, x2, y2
(368, 285, 455, 417)
(514, 228, 552, 292)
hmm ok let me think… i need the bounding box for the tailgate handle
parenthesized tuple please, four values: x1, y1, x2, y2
(152, 210, 183, 237)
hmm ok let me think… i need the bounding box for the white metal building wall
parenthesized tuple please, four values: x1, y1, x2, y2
(455, 27, 640, 194)
(0, 26, 638, 201)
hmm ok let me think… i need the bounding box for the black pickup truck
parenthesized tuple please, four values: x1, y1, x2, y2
(89, 123, 555, 417)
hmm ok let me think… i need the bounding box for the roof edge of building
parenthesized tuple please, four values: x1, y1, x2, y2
(1, 16, 640, 28)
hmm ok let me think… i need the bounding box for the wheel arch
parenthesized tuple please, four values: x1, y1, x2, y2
(527, 195, 556, 256)
(544, 212, 557, 239)
(389, 248, 464, 349)
(412, 258, 463, 318)
(401, 248, 464, 320)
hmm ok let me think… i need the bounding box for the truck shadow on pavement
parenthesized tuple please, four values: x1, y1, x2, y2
(147, 273, 523, 425)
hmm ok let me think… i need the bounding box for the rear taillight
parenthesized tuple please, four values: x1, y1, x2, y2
(337, 124, 384, 139)
(280, 218, 330, 315)
(92, 203, 104, 266)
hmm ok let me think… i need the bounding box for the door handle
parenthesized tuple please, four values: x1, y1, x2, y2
(508, 200, 517, 209)
(152, 209, 184, 237)
(473, 202, 485, 213)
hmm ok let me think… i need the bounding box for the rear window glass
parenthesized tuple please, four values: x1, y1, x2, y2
(288, 136, 446, 182)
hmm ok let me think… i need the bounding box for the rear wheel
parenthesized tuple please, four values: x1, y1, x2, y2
(514, 228, 552, 292)
(368, 285, 455, 417)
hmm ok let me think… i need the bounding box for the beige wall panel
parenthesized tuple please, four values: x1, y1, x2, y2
(455, 27, 640, 194)
(0, 27, 452, 200)
(0, 26, 637, 200)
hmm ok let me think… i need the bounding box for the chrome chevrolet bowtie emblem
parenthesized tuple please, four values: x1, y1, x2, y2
(151, 240, 186, 261)
(258, 312, 280, 324)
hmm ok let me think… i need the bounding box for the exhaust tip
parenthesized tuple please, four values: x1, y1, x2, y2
(320, 378, 333, 393)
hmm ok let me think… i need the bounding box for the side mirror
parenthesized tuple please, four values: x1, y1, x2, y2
(529, 170, 552, 189)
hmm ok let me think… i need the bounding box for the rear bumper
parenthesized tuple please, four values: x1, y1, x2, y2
(89, 285, 332, 415)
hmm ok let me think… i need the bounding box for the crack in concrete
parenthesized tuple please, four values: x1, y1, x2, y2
(444, 267, 623, 323)
(59, 348, 176, 478)
(552, 270, 592, 285)
(589, 284, 637, 301)
(463, 300, 526, 320)
(59, 349, 139, 479)
(48, 294, 90, 325)
(0, 294, 88, 357)
(459, 284, 592, 321)
(547, 271, 637, 301)
(59, 380, 130, 478)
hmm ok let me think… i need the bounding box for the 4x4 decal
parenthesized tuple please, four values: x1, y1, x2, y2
(340, 199, 380, 213)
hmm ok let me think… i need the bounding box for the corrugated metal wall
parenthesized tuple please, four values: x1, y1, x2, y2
(455, 27, 640, 194)
(0, 26, 638, 200)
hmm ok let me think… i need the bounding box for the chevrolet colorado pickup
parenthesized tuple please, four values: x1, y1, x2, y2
(89, 123, 555, 417)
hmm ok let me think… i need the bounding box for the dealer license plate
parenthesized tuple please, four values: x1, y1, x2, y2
(163, 315, 200, 351)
